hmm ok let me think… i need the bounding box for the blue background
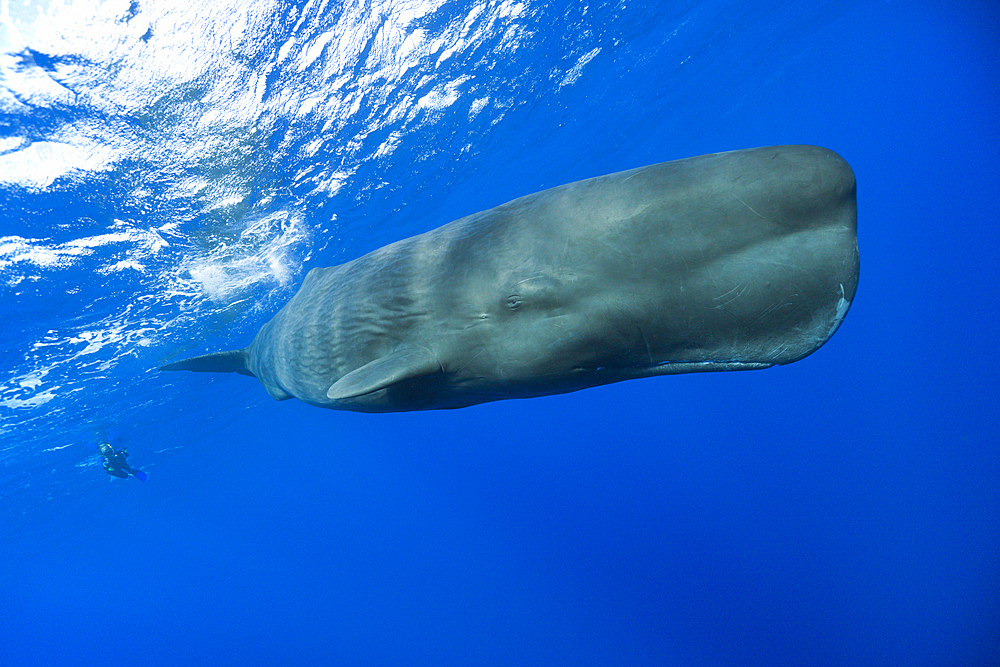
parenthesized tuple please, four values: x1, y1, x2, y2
(1, 1, 997, 665)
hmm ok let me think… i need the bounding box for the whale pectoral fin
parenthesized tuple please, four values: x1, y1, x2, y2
(327, 346, 441, 400)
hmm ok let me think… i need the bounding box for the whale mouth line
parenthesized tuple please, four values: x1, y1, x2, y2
(577, 360, 773, 372)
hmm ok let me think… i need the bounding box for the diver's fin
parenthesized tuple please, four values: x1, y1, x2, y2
(327, 346, 440, 400)
(132, 470, 148, 482)
(160, 349, 255, 377)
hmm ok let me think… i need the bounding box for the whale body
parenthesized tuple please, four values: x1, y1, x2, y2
(161, 145, 859, 412)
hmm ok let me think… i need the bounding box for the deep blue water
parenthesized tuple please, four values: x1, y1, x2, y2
(1, 1, 997, 665)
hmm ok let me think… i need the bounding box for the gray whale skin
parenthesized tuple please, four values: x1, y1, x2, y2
(162, 145, 859, 413)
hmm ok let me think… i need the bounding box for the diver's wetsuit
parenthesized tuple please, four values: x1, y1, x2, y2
(100, 444, 145, 480)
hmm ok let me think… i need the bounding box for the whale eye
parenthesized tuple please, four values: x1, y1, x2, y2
(503, 274, 566, 313)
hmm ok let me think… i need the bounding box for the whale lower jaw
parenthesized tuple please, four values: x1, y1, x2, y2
(582, 361, 774, 381)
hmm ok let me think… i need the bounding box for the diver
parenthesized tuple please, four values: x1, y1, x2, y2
(98, 443, 148, 482)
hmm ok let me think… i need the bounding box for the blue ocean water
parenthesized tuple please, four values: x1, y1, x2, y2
(1, 0, 997, 664)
